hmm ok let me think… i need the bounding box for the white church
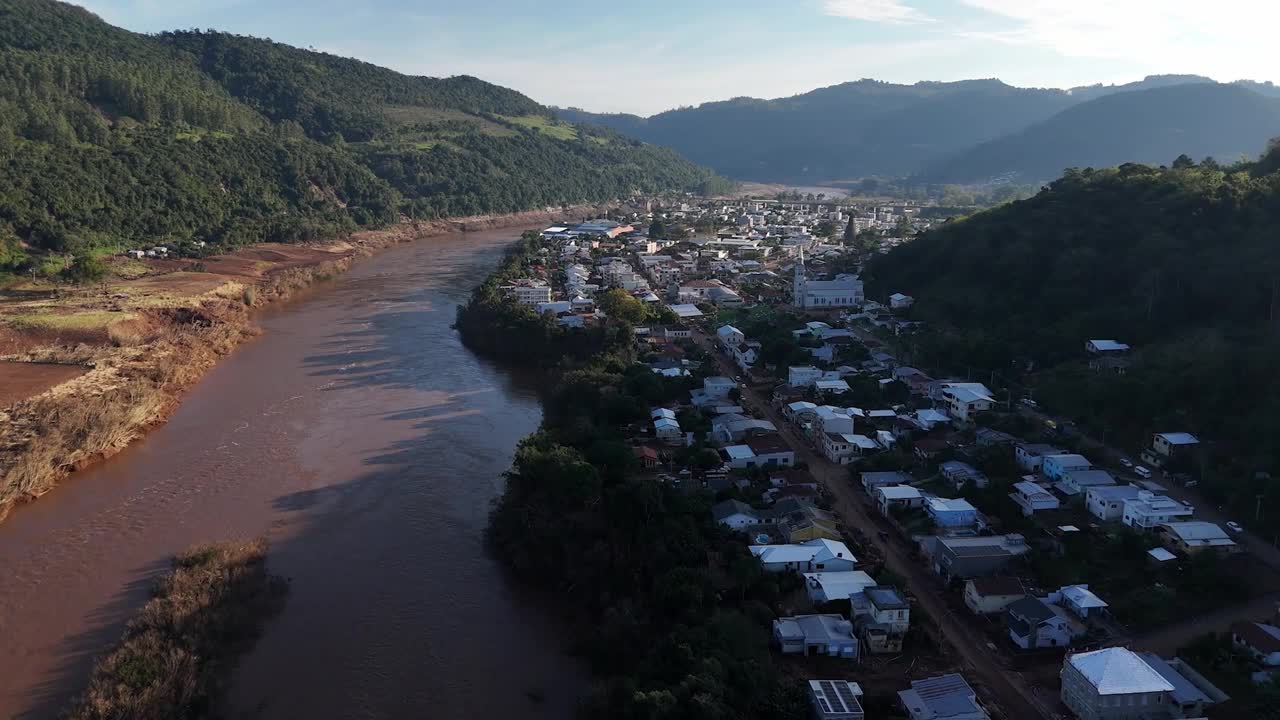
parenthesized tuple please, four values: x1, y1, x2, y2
(793, 251, 864, 309)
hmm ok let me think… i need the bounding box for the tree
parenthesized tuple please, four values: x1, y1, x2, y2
(1172, 154, 1196, 170)
(649, 219, 667, 240)
(843, 216, 855, 244)
(62, 255, 107, 283)
(597, 289, 647, 325)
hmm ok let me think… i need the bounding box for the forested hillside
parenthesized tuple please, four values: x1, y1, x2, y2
(0, 0, 726, 270)
(560, 76, 1280, 185)
(560, 79, 1078, 181)
(864, 145, 1280, 520)
(927, 84, 1280, 182)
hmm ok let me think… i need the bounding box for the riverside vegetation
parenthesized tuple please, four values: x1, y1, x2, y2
(63, 538, 288, 720)
(455, 233, 808, 719)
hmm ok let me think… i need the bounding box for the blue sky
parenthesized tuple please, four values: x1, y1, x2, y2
(75, 0, 1277, 115)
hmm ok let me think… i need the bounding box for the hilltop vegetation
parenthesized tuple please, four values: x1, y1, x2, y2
(560, 76, 1280, 184)
(864, 144, 1280, 523)
(0, 0, 726, 272)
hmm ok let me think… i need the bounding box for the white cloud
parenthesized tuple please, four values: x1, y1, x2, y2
(958, 0, 1277, 79)
(822, 0, 932, 24)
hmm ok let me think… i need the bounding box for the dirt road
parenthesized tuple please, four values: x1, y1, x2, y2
(693, 329, 1062, 719)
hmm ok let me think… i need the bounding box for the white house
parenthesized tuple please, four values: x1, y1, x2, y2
(808, 680, 866, 720)
(1007, 597, 1079, 650)
(712, 499, 763, 530)
(822, 432, 879, 465)
(941, 384, 995, 423)
(1010, 480, 1060, 516)
(1015, 443, 1067, 472)
(1085, 485, 1144, 521)
(702, 376, 738, 399)
(716, 325, 746, 347)
(751, 538, 856, 573)
(1048, 585, 1109, 620)
(773, 615, 859, 658)
(1058, 469, 1117, 496)
(816, 406, 857, 435)
(804, 571, 879, 604)
(789, 366, 825, 387)
(1121, 492, 1193, 530)
(1232, 622, 1280, 667)
(899, 675, 989, 720)
(889, 293, 914, 309)
(505, 280, 552, 305)
(875, 485, 925, 516)
(1143, 431, 1201, 468)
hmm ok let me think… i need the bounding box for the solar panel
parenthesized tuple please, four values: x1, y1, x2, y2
(835, 682, 860, 712)
(816, 697, 832, 713)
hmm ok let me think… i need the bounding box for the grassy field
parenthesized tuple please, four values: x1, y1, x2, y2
(500, 114, 579, 141)
(6, 310, 134, 331)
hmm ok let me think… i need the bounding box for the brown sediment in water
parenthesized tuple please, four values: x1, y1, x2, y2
(0, 205, 607, 522)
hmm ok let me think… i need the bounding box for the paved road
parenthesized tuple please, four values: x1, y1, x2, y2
(693, 328, 1060, 720)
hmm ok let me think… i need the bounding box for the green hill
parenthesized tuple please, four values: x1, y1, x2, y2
(864, 147, 1280, 516)
(927, 84, 1280, 183)
(0, 0, 726, 267)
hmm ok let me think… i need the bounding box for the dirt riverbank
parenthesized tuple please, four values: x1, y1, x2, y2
(0, 205, 605, 522)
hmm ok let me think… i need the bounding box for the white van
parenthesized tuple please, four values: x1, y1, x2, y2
(1134, 466, 1153, 479)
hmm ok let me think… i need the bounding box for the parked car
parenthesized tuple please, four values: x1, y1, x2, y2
(1021, 398, 1039, 409)
(1226, 521, 1244, 533)
(1118, 458, 1133, 469)
(1134, 466, 1153, 479)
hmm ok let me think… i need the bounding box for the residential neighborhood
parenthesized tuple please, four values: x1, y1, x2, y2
(481, 197, 1277, 719)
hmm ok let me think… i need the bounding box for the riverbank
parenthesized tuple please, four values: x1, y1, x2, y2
(0, 205, 607, 522)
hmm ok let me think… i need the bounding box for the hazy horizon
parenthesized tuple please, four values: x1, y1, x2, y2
(72, 0, 1280, 115)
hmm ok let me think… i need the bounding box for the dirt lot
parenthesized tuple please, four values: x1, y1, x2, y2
(0, 362, 87, 407)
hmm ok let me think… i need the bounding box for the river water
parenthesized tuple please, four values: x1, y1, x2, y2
(0, 229, 585, 719)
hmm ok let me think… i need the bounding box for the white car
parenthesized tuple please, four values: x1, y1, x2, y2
(1226, 521, 1244, 533)
(1134, 466, 1153, 479)
(1118, 458, 1133, 469)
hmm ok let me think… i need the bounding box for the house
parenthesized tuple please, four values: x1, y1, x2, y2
(1086, 485, 1145, 521)
(889, 293, 915, 310)
(1142, 432, 1201, 469)
(1060, 647, 1227, 720)
(808, 680, 865, 720)
(1121, 492, 1193, 530)
(1011, 480, 1061, 516)
(1086, 339, 1131, 372)
(633, 445, 661, 469)
(1231, 622, 1280, 667)
(712, 499, 763, 530)
(914, 408, 952, 430)
(815, 379, 852, 394)
(851, 585, 910, 654)
(1007, 597, 1079, 650)
(1016, 443, 1068, 472)
(816, 406, 857, 435)
(651, 407, 677, 421)
(862, 471, 914, 493)
(875, 485, 925, 516)
(786, 401, 819, 422)
(717, 325, 746, 347)
(702, 376, 738, 399)
(1043, 454, 1093, 482)
(1156, 522, 1239, 555)
(925, 497, 978, 528)
(653, 417, 682, 442)
(930, 534, 1030, 581)
(504, 279, 552, 305)
(941, 461, 988, 490)
(712, 415, 777, 443)
(751, 538, 856, 573)
(746, 434, 796, 468)
(773, 615, 858, 658)
(731, 341, 761, 370)
(964, 577, 1026, 615)
(1050, 585, 1109, 620)
(975, 428, 1017, 447)
(1059, 469, 1117, 497)
(822, 432, 879, 464)
(942, 385, 995, 423)
(898, 674, 989, 720)
(1086, 339, 1131, 355)
(804, 571, 879, 604)
(789, 366, 826, 387)
(775, 500, 841, 542)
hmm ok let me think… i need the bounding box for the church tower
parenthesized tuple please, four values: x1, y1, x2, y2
(794, 248, 807, 308)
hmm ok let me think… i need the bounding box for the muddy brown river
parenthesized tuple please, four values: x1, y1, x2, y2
(0, 229, 585, 719)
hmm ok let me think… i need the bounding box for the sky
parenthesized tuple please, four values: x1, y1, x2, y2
(74, 0, 1279, 115)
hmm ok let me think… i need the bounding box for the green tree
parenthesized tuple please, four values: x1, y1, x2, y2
(597, 288, 647, 325)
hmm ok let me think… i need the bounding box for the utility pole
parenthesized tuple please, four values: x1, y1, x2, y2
(1257, 493, 1266, 523)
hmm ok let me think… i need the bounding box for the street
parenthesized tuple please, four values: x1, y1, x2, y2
(692, 328, 1061, 720)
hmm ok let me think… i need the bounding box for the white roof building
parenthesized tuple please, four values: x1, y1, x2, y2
(1067, 648, 1175, 696)
(804, 571, 879, 604)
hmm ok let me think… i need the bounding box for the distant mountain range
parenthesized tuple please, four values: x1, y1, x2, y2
(557, 76, 1280, 184)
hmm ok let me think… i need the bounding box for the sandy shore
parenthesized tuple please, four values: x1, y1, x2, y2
(0, 205, 606, 521)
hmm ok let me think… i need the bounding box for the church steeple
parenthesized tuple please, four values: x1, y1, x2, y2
(794, 247, 806, 307)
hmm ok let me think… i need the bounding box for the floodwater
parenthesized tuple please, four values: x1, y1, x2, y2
(0, 229, 585, 719)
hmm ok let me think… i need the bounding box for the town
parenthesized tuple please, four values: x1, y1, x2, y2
(487, 195, 1280, 720)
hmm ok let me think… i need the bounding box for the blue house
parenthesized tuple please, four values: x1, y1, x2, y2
(1041, 453, 1091, 482)
(925, 497, 978, 528)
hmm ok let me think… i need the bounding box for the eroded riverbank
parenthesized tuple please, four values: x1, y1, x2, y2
(0, 229, 586, 719)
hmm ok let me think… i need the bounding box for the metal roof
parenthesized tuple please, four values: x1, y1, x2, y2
(1157, 432, 1200, 445)
(1061, 585, 1109, 609)
(1068, 648, 1174, 695)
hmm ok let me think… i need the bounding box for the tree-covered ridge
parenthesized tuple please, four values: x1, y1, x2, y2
(864, 147, 1280, 494)
(0, 0, 726, 268)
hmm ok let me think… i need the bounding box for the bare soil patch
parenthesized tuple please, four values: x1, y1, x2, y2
(0, 362, 88, 407)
